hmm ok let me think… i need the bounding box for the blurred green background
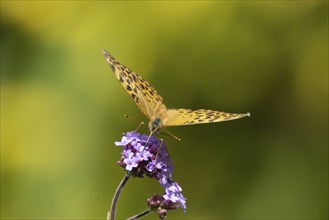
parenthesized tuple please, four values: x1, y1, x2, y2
(1, 1, 328, 220)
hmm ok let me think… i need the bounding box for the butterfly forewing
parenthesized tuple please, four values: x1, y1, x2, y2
(102, 50, 164, 119)
(165, 109, 250, 126)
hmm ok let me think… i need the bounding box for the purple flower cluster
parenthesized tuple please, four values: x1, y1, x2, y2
(115, 131, 186, 213)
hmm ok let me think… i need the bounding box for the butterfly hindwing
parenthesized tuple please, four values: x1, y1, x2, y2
(165, 108, 250, 126)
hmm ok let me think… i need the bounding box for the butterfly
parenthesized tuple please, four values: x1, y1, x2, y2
(102, 49, 250, 136)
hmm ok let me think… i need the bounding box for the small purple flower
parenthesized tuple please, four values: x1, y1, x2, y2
(163, 181, 186, 211)
(115, 131, 173, 180)
(114, 135, 132, 146)
(115, 131, 187, 214)
(147, 182, 187, 218)
(123, 155, 140, 171)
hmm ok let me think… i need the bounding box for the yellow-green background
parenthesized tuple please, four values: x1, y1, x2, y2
(1, 1, 328, 220)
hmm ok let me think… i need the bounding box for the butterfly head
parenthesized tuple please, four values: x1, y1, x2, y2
(149, 118, 162, 134)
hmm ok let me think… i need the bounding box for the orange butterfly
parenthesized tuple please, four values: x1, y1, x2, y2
(102, 50, 249, 136)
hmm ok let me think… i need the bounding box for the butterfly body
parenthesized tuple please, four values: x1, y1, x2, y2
(102, 49, 250, 135)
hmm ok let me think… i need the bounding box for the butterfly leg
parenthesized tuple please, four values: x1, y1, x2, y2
(162, 128, 181, 141)
(141, 132, 154, 154)
(134, 121, 145, 132)
(155, 138, 164, 162)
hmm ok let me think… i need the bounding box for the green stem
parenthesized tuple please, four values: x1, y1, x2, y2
(127, 209, 151, 220)
(107, 174, 130, 220)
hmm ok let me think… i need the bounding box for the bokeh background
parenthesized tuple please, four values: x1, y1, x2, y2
(1, 1, 328, 220)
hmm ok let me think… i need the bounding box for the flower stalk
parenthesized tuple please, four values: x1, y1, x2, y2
(108, 174, 130, 220)
(127, 209, 151, 220)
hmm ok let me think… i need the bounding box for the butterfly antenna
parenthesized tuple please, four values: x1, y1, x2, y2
(162, 128, 181, 141)
(124, 114, 139, 121)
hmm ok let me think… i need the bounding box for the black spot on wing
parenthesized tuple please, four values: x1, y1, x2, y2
(110, 64, 115, 71)
(131, 94, 138, 102)
(126, 85, 132, 91)
(132, 74, 137, 82)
